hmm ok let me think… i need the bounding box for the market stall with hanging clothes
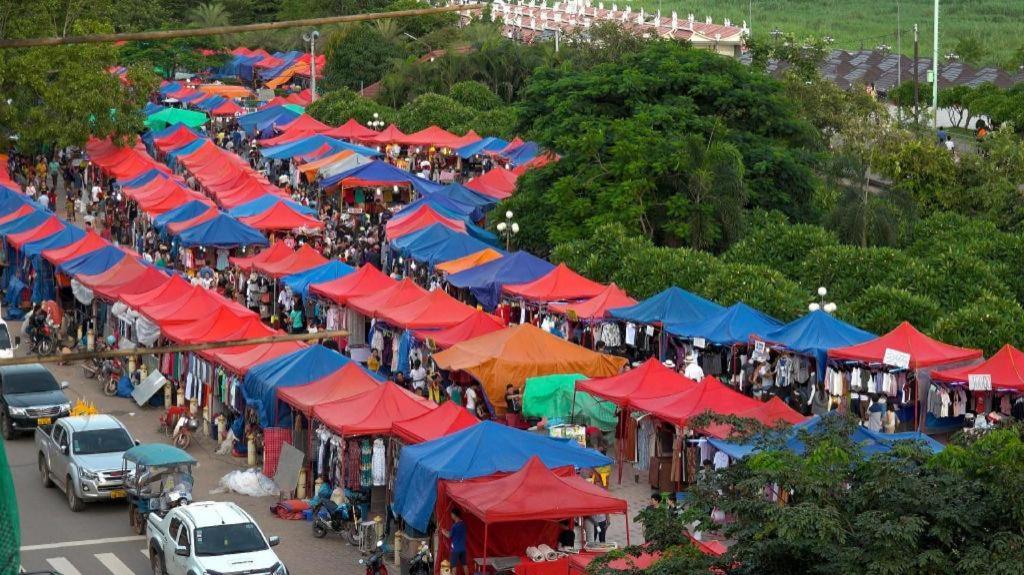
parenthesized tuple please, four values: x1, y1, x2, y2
(446, 251, 554, 311)
(609, 286, 725, 362)
(928, 344, 1024, 430)
(828, 321, 983, 433)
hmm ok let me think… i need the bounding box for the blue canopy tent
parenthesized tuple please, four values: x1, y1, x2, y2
(320, 161, 443, 196)
(392, 205, 497, 244)
(0, 209, 48, 236)
(261, 135, 380, 161)
(446, 251, 554, 310)
(610, 286, 724, 325)
(118, 168, 167, 189)
(397, 194, 479, 222)
(178, 92, 206, 105)
(761, 310, 876, 380)
(393, 421, 613, 532)
(237, 105, 301, 135)
(259, 51, 302, 80)
(282, 260, 354, 298)
(193, 95, 227, 112)
(164, 137, 209, 168)
(142, 102, 165, 117)
(503, 141, 539, 166)
(0, 188, 33, 216)
(172, 213, 269, 249)
(242, 345, 352, 427)
(158, 82, 181, 96)
(22, 226, 87, 302)
(228, 195, 317, 218)
(152, 200, 212, 232)
(707, 414, 944, 460)
(456, 136, 509, 159)
(665, 302, 783, 346)
(391, 224, 499, 267)
(58, 246, 127, 276)
(421, 183, 495, 221)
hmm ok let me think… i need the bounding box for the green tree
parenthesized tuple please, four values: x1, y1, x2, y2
(696, 263, 807, 321)
(322, 23, 404, 91)
(0, 3, 158, 152)
(464, 107, 518, 140)
(383, 0, 458, 38)
(396, 93, 474, 132)
(120, 39, 228, 78)
(953, 35, 987, 66)
(613, 246, 722, 300)
(665, 135, 747, 251)
(188, 2, 231, 28)
(842, 284, 941, 334)
(723, 221, 838, 280)
(746, 32, 831, 82)
(938, 85, 976, 129)
(449, 80, 502, 111)
(877, 136, 957, 213)
(306, 89, 398, 125)
(799, 244, 931, 305)
(932, 294, 1024, 356)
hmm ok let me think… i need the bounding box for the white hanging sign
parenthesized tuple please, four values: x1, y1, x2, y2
(968, 373, 992, 391)
(754, 340, 766, 354)
(882, 348, 911, 369)
(693, 337, 706, 349)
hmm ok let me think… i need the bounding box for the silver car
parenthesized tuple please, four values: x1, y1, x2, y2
(36, 414, 138, 511)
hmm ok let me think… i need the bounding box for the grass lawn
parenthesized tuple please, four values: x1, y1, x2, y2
(625, 0, 1023, 68)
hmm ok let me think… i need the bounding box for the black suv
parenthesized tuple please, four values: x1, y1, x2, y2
(0, 364, 69, 439)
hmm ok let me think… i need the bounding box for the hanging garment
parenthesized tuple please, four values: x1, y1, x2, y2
(371, 439, 386, 487)
(359, 439, 373, 487)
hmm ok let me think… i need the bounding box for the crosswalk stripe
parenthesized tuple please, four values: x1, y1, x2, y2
(96, 553, 136, 575)
(46, 557, 82, 575)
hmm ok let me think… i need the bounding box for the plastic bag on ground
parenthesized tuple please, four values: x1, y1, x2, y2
(210, 468, 280, 497)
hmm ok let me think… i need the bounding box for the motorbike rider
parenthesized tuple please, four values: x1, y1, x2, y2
(28, 303, 49, 349)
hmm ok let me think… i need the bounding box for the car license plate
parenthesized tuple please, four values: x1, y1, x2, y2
(109, 490, 126, 498)
(36, 417, 52, 425)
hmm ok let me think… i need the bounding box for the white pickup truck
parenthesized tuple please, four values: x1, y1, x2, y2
(147, 501, 288, 575)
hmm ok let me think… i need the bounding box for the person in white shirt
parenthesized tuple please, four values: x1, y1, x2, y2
(465, 385, 479, 411)
(683, 353, 704, 381)
(38, 194, 49, 210)
(409, 360, 427, 392)
(91, 184, 102, 203)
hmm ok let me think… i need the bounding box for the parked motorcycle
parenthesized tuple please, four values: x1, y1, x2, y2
(311, 499, 359, 545)
(358, 540, 387, 575)
(408, 541, 432, 575)
(30, 324, 56, 356)
(100, 357, 123, 396)
(172, 414, 199, 450)
(82, 337, 114, 379)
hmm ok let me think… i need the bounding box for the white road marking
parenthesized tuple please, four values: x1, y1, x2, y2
(20, 535, 146, 552)
(46, 557, 82, 575)
(141, 548, 150, 558)
(96, 552, 136, 575)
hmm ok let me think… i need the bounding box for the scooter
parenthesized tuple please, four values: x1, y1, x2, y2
(30, 324, 56, 356)
(408, 541, 432, 575)
(100, 357, 123, 396)
(358, 540, 387, 575)
(311, 499, 359, 545)
(172, 414, 199, 450)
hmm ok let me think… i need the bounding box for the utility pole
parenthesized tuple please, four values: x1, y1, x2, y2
(913, 24, 920, 123)
(896, 1, 901, 87)
(932, 0, 939, 130)
(303, 30, 320, 102)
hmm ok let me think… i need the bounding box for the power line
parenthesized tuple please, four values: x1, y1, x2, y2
(0, 4, 483, 49)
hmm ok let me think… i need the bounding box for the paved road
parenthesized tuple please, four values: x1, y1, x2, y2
(5, 323, 369, 575)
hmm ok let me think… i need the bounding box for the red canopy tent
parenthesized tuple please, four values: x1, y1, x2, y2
(167, 208, 217, 234)
(277, 362, 382, 417)
(260, 114, 330, 146)
(161, 305, 275, 344)
(400, 125, 463, 148)
(153, 124, 201, 154)
(363, 124, 407, 145)
(413, 311, 505, 350)
(254, 244, 328, 278)
(229, 241, 294, 272)
(932, 344, 1024, 391)
(7, 216, 64, 249)
(308, 264, 396, 305)
(829, 321, 983, 369)
(312, 381, 434, 437)
(205, 341, 306, 376)
(346, 278, 427, 318)
(43, 229, 109, 265)
(120, 274, 193, 310)
(512, 152, 558, 176)
(211, 100, 244, 117)
(549, 283, 636, 320)
(137, 285, 243, 327)
(322, 119, 379, 141)
(503, 263, 606, 303)
(436, 457, 628, 571)
(392, 401, 478, 444)
(76, 259, 170, 301)
(701, 396, 807, 439)
(239, 201, 324, 232)
(448, 130, 482, 149)
(631, 376, 773, 431)
(466, 167, 518, 199)
(377, 289, 478, 330)
(384, 205, 467, 240)
(576, 358, 698, 409)
(0, 205, 35, 227)
(568, 551, 661, 575)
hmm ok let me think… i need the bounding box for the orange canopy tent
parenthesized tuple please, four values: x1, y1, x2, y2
(229, 241, 294, 272)
(435, 249, 503, 276)
(254, 244, 328, 278)
(298, 150, 355, 181)
(198, 84, 253, 98)
(346, 278, 427, 318)
(377, 289, 479, 330)
(260, 114, 330, 146)
(312, 382, 434, 437)
(309, 264, 396, 306)
(137, 285, 243, 327)
(549, 283, 637, 320)
(276, 362, 382, 417)
(413, 311, 505, 350)
(432, 323, 627, 413)
(503, 263, 606, 303)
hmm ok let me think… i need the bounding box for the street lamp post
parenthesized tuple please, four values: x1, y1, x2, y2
(808, 286, 838, 314)
(932, 0, 939, 130)
(302, 30, 320, 102)
(368, 112, 385, 131)
(496, 210, 519, 251)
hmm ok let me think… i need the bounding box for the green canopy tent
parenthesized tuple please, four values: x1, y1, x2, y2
(522, 373, 617, 431)
(282, 104, 305, 114)
(145, 107, 208, 130)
